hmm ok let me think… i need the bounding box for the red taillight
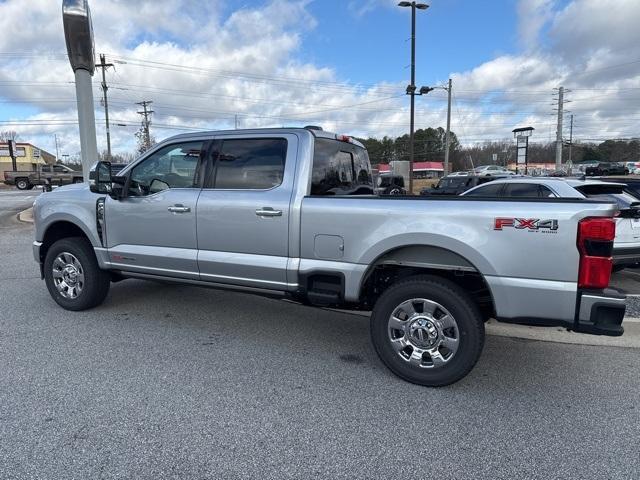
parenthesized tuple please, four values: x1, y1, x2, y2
(336, 134, 352, 143)
(577, 217, 615, 289)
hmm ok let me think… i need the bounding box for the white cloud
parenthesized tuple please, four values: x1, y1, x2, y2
(517, 0, 555, 49)
(0, 0, 638, 158)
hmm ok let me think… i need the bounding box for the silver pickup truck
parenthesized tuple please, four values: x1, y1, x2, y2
(32, 128, 626, 386)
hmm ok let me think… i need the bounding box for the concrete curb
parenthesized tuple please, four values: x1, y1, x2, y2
(17, 207, 33, 223)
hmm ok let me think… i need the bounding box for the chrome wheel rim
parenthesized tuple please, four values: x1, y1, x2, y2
(387, 298, 460, 369)
(52, 252, 85, 299)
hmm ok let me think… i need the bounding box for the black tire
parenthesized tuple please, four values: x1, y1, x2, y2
(73, 177, 83, 184)
(15, 178, 30, 190)
(370, 275, 485, 387)
(44, 237, 111, 311)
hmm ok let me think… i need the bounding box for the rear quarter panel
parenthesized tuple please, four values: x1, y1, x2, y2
(299, 197, 617, 320)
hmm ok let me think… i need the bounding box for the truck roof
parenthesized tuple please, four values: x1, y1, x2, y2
(155, 127, 364, 147)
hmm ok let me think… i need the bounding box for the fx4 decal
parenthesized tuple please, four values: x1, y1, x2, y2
(494, 218, 559, 231)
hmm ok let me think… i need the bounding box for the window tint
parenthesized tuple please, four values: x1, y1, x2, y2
(465, 183, 504, 197)
(53, 165, 65, 173)
(312, 138, 374, 195)
(208, 138, 287, 189)
(129, 141, 203, 196)
(576, 186, 638, 209)
(503, 183, 553, 198)
(41, 165, 51, 173)
(354, 148, 373, 186)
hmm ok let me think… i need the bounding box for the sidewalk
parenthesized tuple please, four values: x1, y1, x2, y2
(18, 206, 33, 223)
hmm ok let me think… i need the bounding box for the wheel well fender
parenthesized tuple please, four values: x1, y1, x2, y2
(359, 245, 496, 320)
(39, 221, 93, 263)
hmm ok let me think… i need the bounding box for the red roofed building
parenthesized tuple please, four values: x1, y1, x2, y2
(377, 161, 444, 179)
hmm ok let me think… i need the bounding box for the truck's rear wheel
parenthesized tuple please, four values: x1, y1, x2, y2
(370, 275, 484, 387)
(15, 178, 29, 190)
(44, 237, 110, 311)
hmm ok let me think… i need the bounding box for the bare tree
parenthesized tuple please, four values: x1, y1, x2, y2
(0, 130, 20, 142)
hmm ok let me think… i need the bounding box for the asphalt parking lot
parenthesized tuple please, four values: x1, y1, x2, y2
(1, 188, 639, 479)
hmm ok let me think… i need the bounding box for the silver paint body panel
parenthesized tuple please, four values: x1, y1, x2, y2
(33, 128, 621, 325)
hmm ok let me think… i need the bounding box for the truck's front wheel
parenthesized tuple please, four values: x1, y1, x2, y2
(15, 178, 29, 190)
(44, 237, 111, 311)
(370, 275, 484, 387)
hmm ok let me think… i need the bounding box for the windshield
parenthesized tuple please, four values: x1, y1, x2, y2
(438, 177, 468, 188)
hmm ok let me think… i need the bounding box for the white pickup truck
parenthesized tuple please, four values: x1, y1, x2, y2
(32, 127, 626, 386)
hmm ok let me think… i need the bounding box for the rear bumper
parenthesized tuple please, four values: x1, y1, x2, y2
(574, 288, 625, 336)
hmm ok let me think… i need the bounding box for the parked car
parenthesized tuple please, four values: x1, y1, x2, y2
(420, 174, 510, 196)
(463, 177, 640, 270)
(3, 164, 84, 190)
(585, 162, 629, 176)
(32, 127, 625, 387)
(446, 171, 471, 177)
(473, 165, 515, 176)
(375, 173, 406, 195)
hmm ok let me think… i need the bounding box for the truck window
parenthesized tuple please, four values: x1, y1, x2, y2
(53, 165, 66, 173)
(311, 138, 374, 195)
(503, 183, 556, 198)
(207, 138, 287, 190)
(129, 141, 203, 196)
(41, 165, 51, 173)
(465, 183, 504, 197)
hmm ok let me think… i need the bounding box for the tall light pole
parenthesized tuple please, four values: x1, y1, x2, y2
(398, 1, 429, 194)
(62, 0, 98, 181)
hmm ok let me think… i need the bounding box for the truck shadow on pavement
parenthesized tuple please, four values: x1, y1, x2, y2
(79, 278, 637, 395)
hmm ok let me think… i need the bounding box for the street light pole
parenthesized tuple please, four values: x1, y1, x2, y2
(409, 4, 416, 195)
(399, 1, 429, 194)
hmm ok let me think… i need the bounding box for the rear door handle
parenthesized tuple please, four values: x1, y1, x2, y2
(255, 207, 282, 217)
(168, 204, 191, 213)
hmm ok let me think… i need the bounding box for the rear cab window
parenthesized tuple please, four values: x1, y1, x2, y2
(311, 138, 373, 195)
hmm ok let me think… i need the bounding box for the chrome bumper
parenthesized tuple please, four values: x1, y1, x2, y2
(33, 241, 43, 263)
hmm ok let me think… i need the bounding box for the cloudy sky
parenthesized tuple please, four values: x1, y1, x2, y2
(0, 0, 638, 157)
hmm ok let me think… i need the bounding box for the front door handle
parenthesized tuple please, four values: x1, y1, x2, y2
(168, 204, 191, 213)
(255, 207, 282, 217)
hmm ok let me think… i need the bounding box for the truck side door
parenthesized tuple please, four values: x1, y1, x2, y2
(196, 133, 297, 290)
(104, 140, 206, 279)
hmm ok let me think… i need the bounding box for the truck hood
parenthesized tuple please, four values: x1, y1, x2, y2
(46, 183, 90, 194)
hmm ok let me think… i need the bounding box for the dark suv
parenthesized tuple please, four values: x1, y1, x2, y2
(585, 162, 629, 176)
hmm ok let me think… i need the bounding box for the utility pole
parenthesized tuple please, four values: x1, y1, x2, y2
(96, 54, 114, 160)
(444, 78, 452, 176)
(54, 134, 60, 162)
(554, 86, 564, 170)
(568, 114, 574, 166)
(136, 100, 154, 150)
